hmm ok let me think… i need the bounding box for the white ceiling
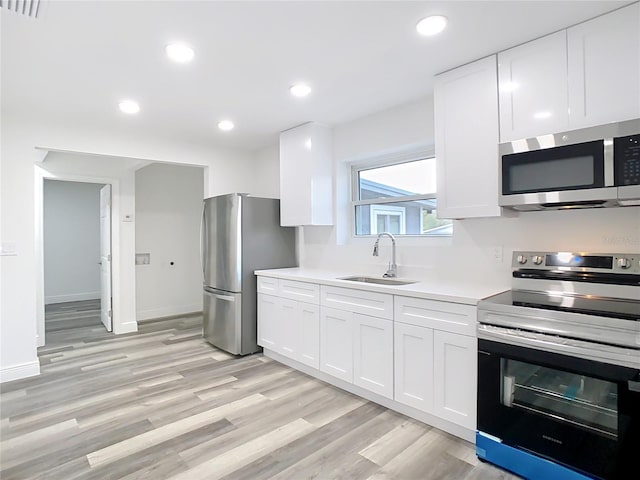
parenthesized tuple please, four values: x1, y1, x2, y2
(1, 0, 630, 151)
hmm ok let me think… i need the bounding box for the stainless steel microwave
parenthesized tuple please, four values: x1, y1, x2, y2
(499, 119, 640, 211)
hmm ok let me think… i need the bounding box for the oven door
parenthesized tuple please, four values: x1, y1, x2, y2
(477, 326, 640, 480)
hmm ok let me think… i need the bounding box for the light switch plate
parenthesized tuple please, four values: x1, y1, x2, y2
(492, 246, 503, 263)
(135, 253, 150, 265)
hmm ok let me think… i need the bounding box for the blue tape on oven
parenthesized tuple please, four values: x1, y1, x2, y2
(476, 431, 595, 480)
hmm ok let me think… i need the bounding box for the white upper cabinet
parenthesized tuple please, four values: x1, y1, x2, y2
(435, 55, 501, 219)
(279, 122, 333, 226)
(498, 30, 569, 142)
(567, 3, 640, 129)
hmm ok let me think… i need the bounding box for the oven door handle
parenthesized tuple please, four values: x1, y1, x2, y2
(477, 324, 640, 369)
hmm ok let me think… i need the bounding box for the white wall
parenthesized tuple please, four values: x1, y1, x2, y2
(43, 180, 102, 304)
(0, 114, 258, 382)
(135, 163, 204, 320)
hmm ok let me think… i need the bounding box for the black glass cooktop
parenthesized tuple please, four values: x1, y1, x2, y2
(483, 290, 640, 321)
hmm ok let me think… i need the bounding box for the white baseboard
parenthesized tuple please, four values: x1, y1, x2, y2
(264, 349, 475, 444)
(114, 321, 138, 335)
(136, 304, 203, 322)
(0, 360, 41, 383)
(45, 292, 100, 305)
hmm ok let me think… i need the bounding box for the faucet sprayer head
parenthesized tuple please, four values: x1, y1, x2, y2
(372, 241, 379, 256)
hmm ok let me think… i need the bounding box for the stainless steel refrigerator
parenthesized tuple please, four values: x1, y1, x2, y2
(201, 193, 296, 355)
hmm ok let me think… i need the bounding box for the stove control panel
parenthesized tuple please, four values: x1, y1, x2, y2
(512, 251, 640, 274)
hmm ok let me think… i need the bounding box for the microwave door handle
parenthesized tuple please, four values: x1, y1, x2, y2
(604, 137, 614, 186)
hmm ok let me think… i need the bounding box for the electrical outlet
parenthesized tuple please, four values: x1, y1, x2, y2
(492, 246, 503, 263)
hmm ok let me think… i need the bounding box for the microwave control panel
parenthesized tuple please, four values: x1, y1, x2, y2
(615, 134, 640, 186)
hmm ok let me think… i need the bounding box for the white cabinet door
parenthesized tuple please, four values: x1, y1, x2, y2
(498, 31, 569, 142)
(298, 302, 320, 369)
(280, 122, 333, 226)
(433, 330, 477, 430)
(394, 322, 434, 412)
(257, 294, 279, 351)
(279, 298, 298, 360)
(353, 314, 393, 399)
(568, 3, 640, 129)
(319, 307, 353, 382)
(435, 55, 501, 219)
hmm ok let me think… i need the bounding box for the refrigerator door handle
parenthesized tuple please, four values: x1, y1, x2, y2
(200, 202, 206, 283)
(215, 294, 235, 302)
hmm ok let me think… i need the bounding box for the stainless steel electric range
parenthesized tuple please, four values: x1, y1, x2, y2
(476, 251, 640, 480)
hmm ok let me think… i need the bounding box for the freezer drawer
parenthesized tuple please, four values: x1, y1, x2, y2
(203, 287, 242, 355)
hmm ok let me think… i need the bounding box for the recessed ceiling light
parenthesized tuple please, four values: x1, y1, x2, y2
(118, 100, 140, 114)
(416, 15, 448, 36)
(290, 84, 312, 97)
(165, 43, 195, 63)
(533, 111, 552, 119)
(218, 120, 234, 131)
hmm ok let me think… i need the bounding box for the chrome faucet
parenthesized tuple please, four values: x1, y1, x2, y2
(372, 232, 397, 278)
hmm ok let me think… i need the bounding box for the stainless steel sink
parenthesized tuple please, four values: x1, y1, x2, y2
(339, 276, 417, 286)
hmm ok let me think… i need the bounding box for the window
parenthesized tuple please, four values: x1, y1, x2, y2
(352, 157, 452, 236)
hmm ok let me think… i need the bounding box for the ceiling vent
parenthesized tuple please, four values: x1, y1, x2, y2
(0, 0, 43, 18)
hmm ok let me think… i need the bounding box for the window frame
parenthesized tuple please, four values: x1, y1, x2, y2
(351, 152, 450, 238)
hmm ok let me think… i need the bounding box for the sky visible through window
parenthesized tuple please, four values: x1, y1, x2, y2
(359, 158, 436, 195)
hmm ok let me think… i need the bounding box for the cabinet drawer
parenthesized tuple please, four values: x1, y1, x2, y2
(395, 296, 476, 336)
(320, 286, 393, 320)
(278, 279, 320, 304)
(257, 276, 279, 295)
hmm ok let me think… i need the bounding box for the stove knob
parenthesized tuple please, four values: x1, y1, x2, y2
(532, 255, 544, 265)
(617, 257, 631, 269)
(517, 255, 527, 264)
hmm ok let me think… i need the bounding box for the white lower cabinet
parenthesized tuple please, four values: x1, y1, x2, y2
(319, 307, 353, 382)
(353, 313, 393, 399)
(394, 322, 434, 412)
(433, 330, 477, 430)
(257, 293, 279, 351)
(257, 276, 480, 439)
(257, 292, 320, 369)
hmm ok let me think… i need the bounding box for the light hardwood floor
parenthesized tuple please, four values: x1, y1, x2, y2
(0, 300, 520, 480)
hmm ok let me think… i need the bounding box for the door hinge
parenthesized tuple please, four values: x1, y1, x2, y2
(107, 254, 112, 262)
(108, 309, 112, 318)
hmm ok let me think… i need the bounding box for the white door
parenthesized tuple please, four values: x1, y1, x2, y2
(99, 184, 112, 332)
(433, 330, 477, 430)
(298, 302, 320, 369)
(498, 30, 569, 142)
(353, 313, 393, 399)
(319, 307, 353, 382)
(279, 298, 298, 360)
(434, 55, 501, 219)
(257, 294, 279, 350)
(394, 322, 434, 412)
(567, 2, 640, 129)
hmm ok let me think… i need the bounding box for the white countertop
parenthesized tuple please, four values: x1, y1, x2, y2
(254, 267, 509, 305)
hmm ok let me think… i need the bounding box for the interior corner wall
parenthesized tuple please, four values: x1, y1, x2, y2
(135, 163, 204, 321)
(43, 180, 102, 305)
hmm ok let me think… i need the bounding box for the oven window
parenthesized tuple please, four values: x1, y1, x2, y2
(500, 359, 618, 438)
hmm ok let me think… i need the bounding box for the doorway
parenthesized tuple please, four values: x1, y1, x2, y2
(42, 179, 112, 343)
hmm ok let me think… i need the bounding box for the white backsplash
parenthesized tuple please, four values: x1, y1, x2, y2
(299, 206, 640, 287)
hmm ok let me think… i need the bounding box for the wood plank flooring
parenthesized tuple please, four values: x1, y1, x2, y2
(1, 300, 521, 479)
